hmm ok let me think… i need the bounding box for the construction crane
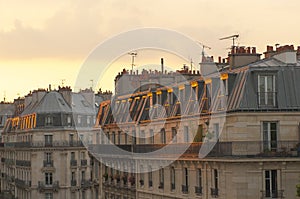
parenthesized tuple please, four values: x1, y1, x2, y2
(219, 34, 239, 47)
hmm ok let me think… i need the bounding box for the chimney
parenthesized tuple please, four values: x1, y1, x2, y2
(24, 92, 32, 108)
(273, 45, 297, 64)
(297, 46, 300, 60)
(58, 86, 72, 106)
(228, 46, 261, 69)
(79, 88, 95, 108)
(31, 89, 46, 105)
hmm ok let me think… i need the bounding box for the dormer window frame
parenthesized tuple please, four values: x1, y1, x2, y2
(258, 73, 277, 107)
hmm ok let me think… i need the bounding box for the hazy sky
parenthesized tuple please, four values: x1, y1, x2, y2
(1, 0, 300, 101)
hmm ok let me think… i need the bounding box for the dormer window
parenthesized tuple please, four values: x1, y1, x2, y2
(258, 74, 276, 107)
(77, 115, 82, 124)
(45, 116, 53, 126)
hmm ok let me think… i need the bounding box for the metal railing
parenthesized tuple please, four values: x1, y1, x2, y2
(81, 179, 92, 189)
(70, 160, 77, 167)
(257, 92, 277, 108)
(15, 179, 31, 189)
(71, 180, 77, 186)
(158, 182, 164, 189)
(261, 190, 284, 199)
(81, 159, 87, 166)
(16, 160, 31, 167)
(4, 140, 84, 148)
(43, 160, 53, 167)
(182, 185, 188, 194)
(211, 188, 218, 197)
(195, 186, 202, 195)
(38, 181, 59, 192)
(87, 141, 299, 158)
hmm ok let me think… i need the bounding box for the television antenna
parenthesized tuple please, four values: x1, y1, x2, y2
(128, 52, 137, 71)
(219, 34, 239, 47)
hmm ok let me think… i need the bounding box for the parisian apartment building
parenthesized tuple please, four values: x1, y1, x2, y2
(1, 44, 300, 199)
(94, 44, 300, 199)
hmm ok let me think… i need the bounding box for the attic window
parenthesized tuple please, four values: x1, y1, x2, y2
(45, 116, 53, 126)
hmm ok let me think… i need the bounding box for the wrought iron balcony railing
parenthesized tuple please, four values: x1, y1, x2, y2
(195, 186, 202, 195)
(4, 140, 84, 148)
(81, 159, 87, 166)
(182, 185, 188, 194)
(81, 179, 92, 189)
(71, 180, 77, 186)
(15, 178, 31, 189)
(211, 188, 219, 198)
(38, 181, 59, 192)
(261, 190, 284, 199)
(43, 160, 54, 167)
(87, 141, 299, 158)
(16, 160, 31, 167)
(70, 160, 77, 167)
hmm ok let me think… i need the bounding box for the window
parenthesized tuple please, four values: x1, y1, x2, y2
(213, 123, 219, 140)
(82, 190, 86, 199)
(149, 129, 154, 144)
(44, 135, 53, 146)
(197, 169, 202, 188)
(124, 132, 128, 144)
(148, 166, 153, 188)
(106, 133, 110, 144)
(213, 169, 218, 189)
(81, 170, 85, 181)
(132, 130, 136, 144)
(168, 92, 174, 105)
(45, 172, 53, 185)
(139, 130, 145, 144)
(45, 193, 53, 199)
(161, 128, 166, 144)
(170, 167, 175, 191)
(265, 170, 278, 198)
(194, 125, 203, 142)
(45, 152, 52, 163)
(112, 132, 116, 144)
(45, 116, 53, 126)
(263, 122, 278, 151)
(159, 168, 164, 189)
(139, 165, 144, 186)
(71, 152, 75, 161)
(71, 171, 76, 181)
(258, 75, 276, 107)
(67, 115, 72, 126)
(87, 116, 91, 125)
(171, 127, 177, 143)
(69, 134, 74, 145)
(77, 115, 82, 124)
(182, 168, 189, 193)
(184, 126, 189, 143)
(118, 131, 121, 145)
(80, 152, 85, 160)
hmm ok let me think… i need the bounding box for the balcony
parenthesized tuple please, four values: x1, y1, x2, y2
(4, 140, 84, 148)
(16, 160, 31, 167)
(89, 141, 300, 158)
(71, 180, 77, 186)
(81, 179, 92, 189)
(43, 160, 54, 167)
(158, 182, 164, 189)
(38, 181, 59, 192)
(211, 188, 218, 198)
(261, 190, 284, 199)
(182, 185, 188, 194)
(70, 160, 77, 167)
(195, 186, 202, 195)
(80, 159, 87, 167)
(15, 178, 31, 189)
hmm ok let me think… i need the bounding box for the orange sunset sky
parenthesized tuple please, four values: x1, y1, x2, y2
(1, 0, 300, 101)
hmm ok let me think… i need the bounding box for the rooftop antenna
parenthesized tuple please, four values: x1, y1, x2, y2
(190, 58, 194, 72)
(128, 52, 137, 71)
(219, 34, 239, 47)
(197, 42, 212, 63)
(3, 91, 6, 102)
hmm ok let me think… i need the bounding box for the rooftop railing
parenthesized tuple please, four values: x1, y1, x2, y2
(4, 140, 84, 148)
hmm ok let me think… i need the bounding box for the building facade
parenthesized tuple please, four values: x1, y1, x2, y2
(0, 87, 105, 199)
(93, 45, 300, 199)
